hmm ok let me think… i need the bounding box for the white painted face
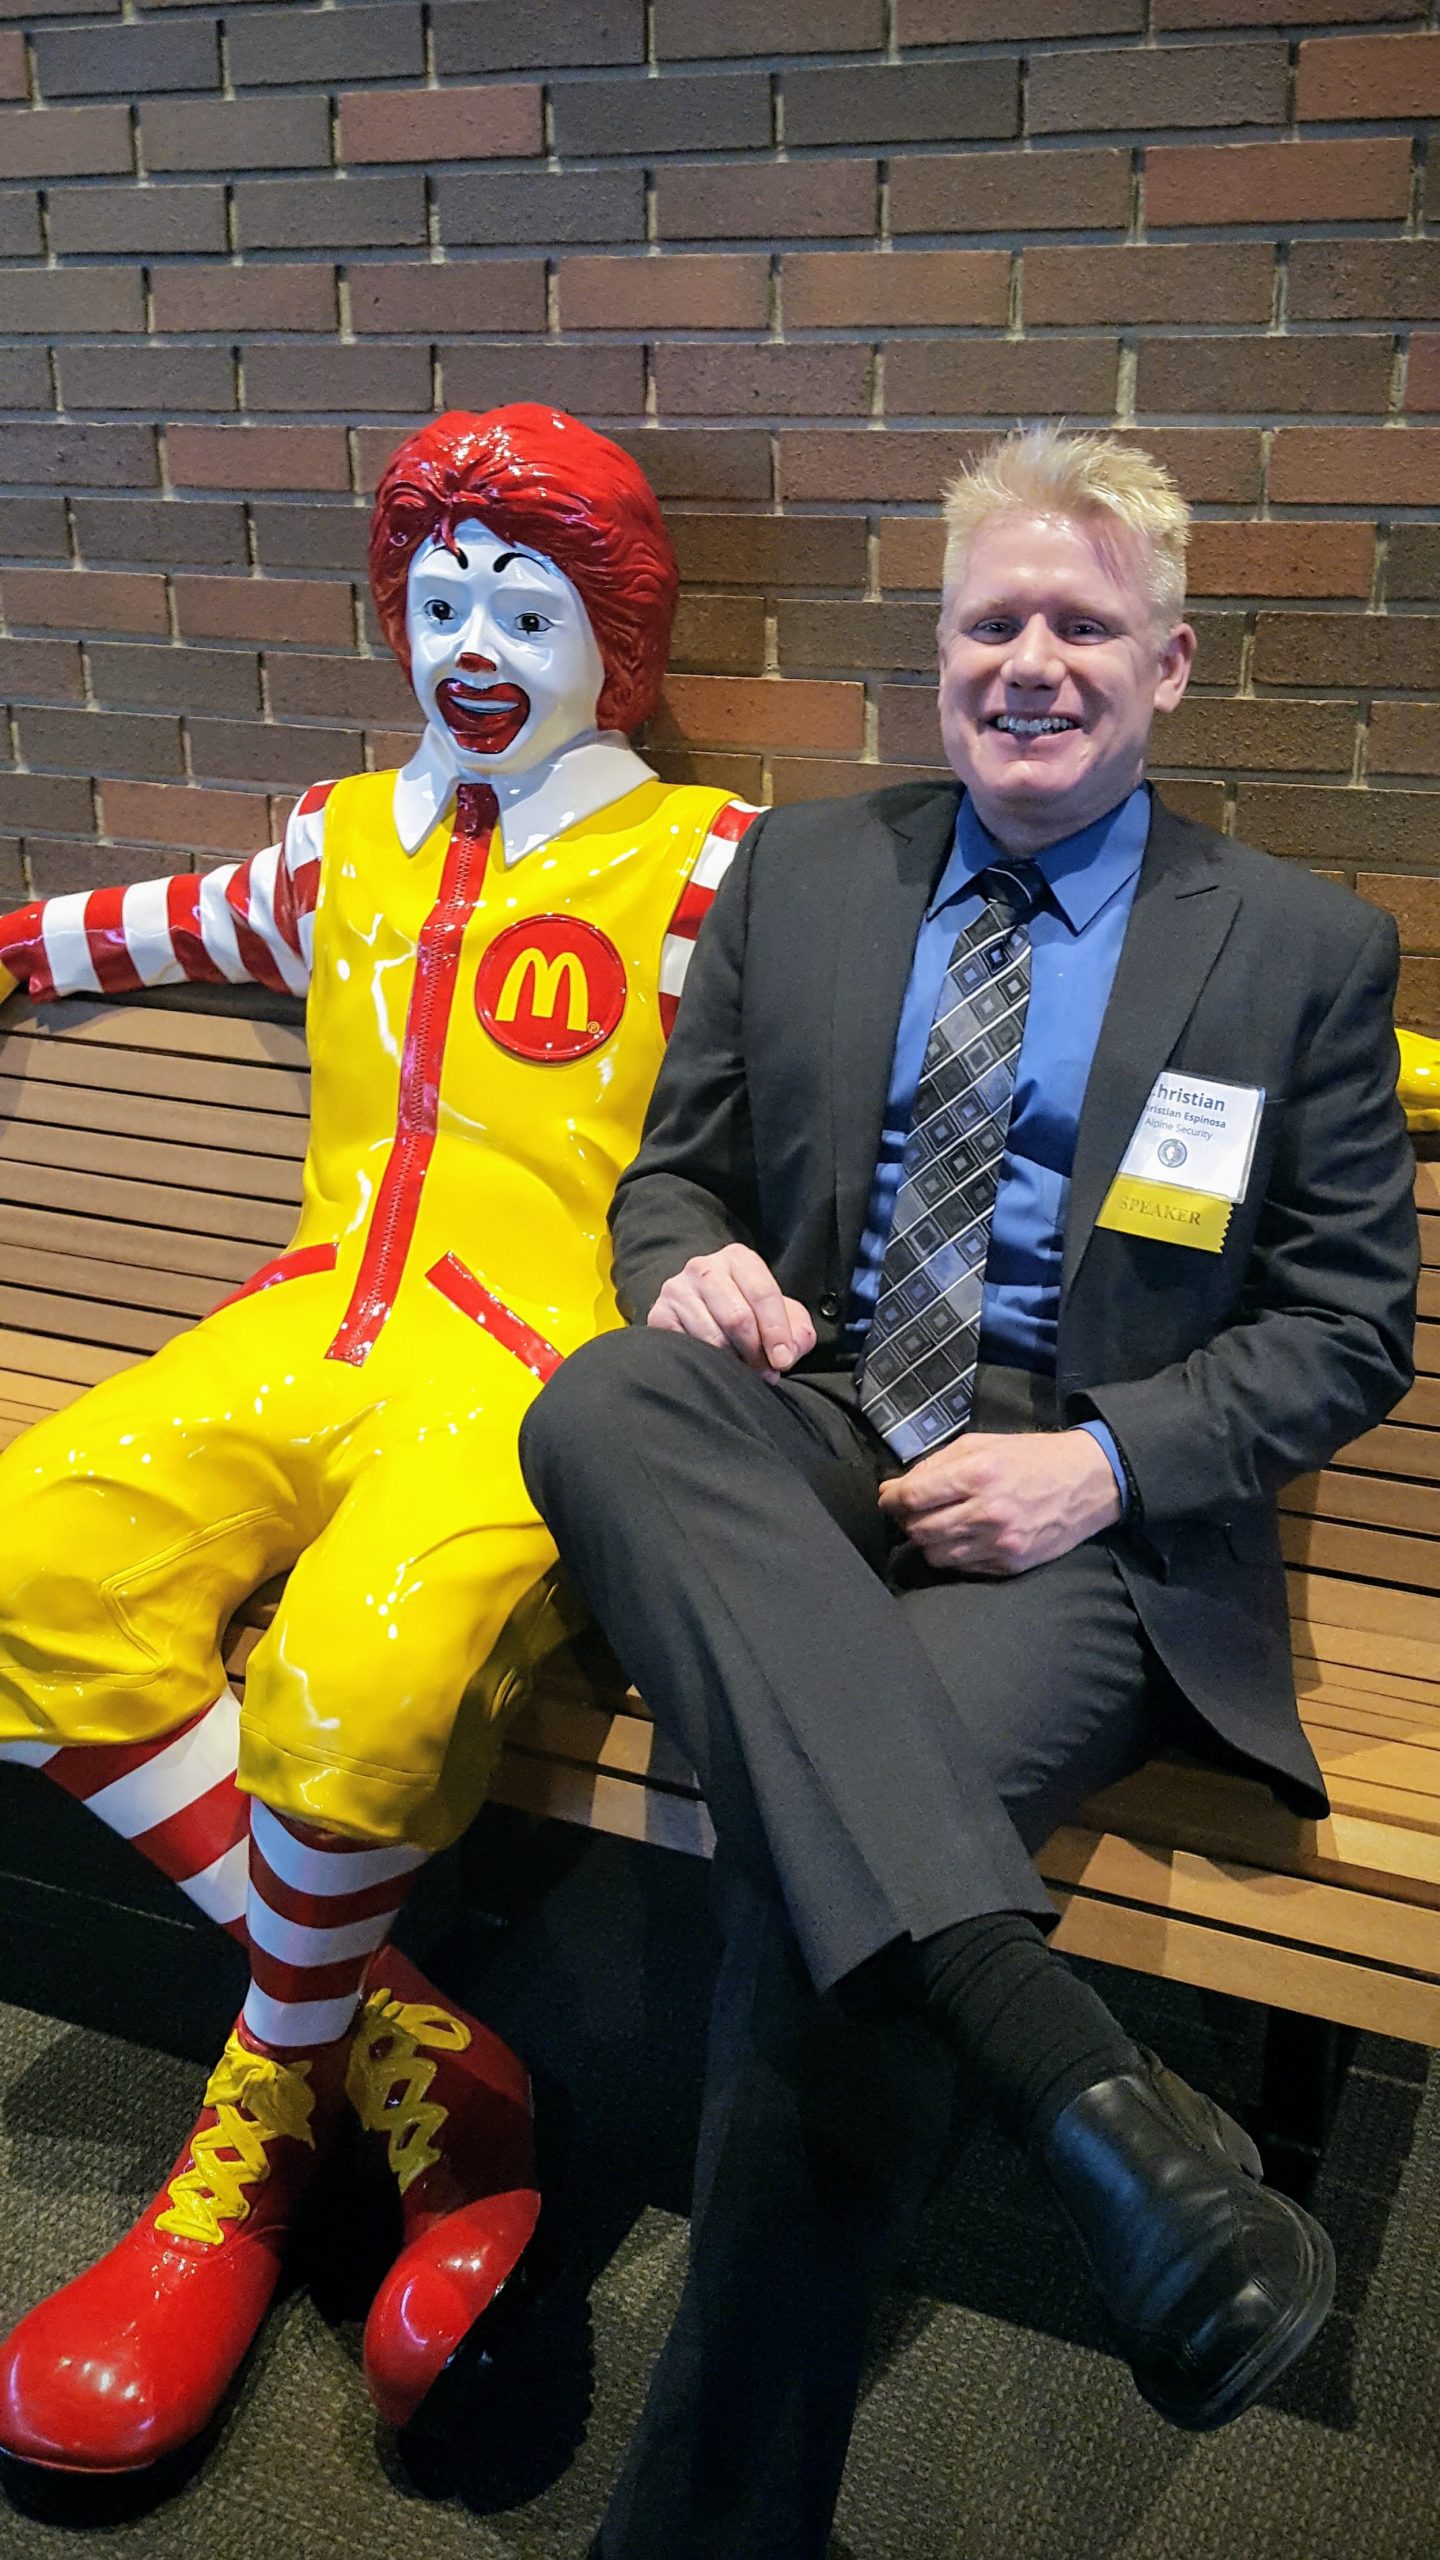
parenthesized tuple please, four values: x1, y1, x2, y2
(405, 516, 607, 777)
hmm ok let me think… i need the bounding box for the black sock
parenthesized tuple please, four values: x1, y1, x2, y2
(908, 1911, 1139, 2147)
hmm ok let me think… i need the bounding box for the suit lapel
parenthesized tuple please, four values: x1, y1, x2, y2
(1062, 798, 1241, 1299)
(831, 784, 961, 1265)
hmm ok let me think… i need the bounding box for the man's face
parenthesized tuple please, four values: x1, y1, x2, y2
(937, 510, 1195, 851)
(406, 516, 606, 777)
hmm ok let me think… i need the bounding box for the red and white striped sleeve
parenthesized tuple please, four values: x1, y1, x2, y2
(657, 797, 760, 1039)
(0, 780, 334, 1004)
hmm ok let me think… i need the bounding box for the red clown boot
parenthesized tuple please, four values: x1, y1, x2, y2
(345, 1947, 540, 2429)
(0, 2020, 348, 2473)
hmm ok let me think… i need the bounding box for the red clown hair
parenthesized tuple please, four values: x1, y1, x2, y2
(369, 405, 679, 736)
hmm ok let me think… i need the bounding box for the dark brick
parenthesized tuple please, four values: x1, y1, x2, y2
(908, 0, 1138, 26)
(877, 683, 941, 762)
(167, 425, 350, 493)
(1253, 613, 1440, 691)
(1160, 695, 1356, 773)
(657, 159, 876, 242)
(19, 706, 184, 780)
(669, 513, 867, 589)
(228, 4, 423, 88)
(0, 773, 93, 834)
(244, 343, 431, 415)
(0, 638, 84, 704)
(89, 641, 263, 718)
(1365, 708, 1440, 781)
(655, 670, 863, 753)
(767, 755, 945, 803)
(0, 348, 50, 409)
(235, 176, 425, 252)
(1188, 614, 1247, 687)
(785, 249, 1007, 328)
(779, 599, 939, 672)
(172, 576, 351, 650)
(1235, 784, 1440, 869)
(670, 592, 767, 673)
(1387, 529, 1440, 602)
(33, 17, 217, 97)
(433, 0, 642, 73)
(74, 498, 248, 569)
(28, 838, 191, 896)
(1290, 242, 1440, 324)
(436, 168, 644, 248)
(58, 344, 237, 413)
(784, 60, 1018, 147)
(611, 429, 771, 503)
(142, 94, 332, 173)
(1, 423, 156, 487)
(251, 505, 370, 577)
(552, 74, 770, 158)
(438, 343, 645, 416)
(891, 147, 1129, 235)
(559, 254, 768, 330)
(189, 719, 359, 788)
(151, 265, 338, 334)
(0, 190, 42, 258)
(657, 0, 883, 54)
(349, 261, 545, 334)
(1024, 243, 1273, 325)
(0, 836, 21, 901)
(656, 343, 870, 418)
(0, 268, 142, 333)
(1270, 429, 1440, 507)
(340, 84, 540, 165)
(1137, 336, 1392, 417)
(781, 425, 1261, 504)
(266, 652, 413, 726)
(1187, 520, 1373, 600)
(1162, 0, 1422, 21)
(100, 778, 276, 857)
(4, 565, 166, 633)
(0, 29, 22, 95)
(0, 498, 68, 559)
(646, 745, 765, 799)
(49, 182, 226, 258)
(887, 337, 1118, 417)
(1297, 30, 1440, 122)
(1147, 137, 1411, 229)
(1030, 41, 1287, 134)
(0, 102, 130, 178)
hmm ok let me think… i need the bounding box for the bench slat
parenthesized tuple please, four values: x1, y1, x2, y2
(1337, 1423, 1440, 1483)
(1042, 1825, 1440, 1973)
(0, 1328, 130, 1389)
(0, 1157, 291, 1250)
(0, 1033, 311, 1121)
(0, 1076, 309, 1176)
(0, 1244, 222, 1323)
(5, 999, 308, 1073)
(1282, 1513, 1440, 1595)
(0, 1284, 187, 1359)
(0, 1121, 302, 1210)
(0, 1202, 258, 1287)
(1283, 1468, 1440, 1538)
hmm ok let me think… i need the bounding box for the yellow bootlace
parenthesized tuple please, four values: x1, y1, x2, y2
(154, 2033, 318, 2248)
(346, 1990, 472, 2197)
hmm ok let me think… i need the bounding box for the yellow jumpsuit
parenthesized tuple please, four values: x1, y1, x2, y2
(0, 770, 746, 1848)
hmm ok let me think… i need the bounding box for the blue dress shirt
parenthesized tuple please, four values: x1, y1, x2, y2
(846, 784, 1151, 1499)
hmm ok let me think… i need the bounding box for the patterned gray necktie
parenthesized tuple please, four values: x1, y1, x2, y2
(858, 865, 1041, 1463)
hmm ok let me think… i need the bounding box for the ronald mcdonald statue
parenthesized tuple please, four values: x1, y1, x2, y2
(0, 406, 755, 2474)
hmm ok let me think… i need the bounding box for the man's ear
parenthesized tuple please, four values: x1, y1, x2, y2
(1153, 619, 1197, 716)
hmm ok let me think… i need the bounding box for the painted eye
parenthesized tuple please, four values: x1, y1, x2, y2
(424, 598, 456, 624)
(514, 611, 553, 636)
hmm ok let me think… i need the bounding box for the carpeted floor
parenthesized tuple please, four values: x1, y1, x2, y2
(2, 1829, 1439, 2560)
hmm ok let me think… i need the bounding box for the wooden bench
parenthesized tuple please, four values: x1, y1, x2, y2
(2, 984, 1438, 2147)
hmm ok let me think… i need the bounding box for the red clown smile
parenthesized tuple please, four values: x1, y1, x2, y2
(436, 678, 531, 756)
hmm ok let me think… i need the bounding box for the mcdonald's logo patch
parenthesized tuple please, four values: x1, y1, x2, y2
(475, 914, 627, 1063)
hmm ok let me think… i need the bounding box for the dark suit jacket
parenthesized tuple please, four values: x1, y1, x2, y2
(610, 783, 1419, 1815)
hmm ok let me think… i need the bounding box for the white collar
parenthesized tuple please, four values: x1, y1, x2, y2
(392, 725, 657, 863)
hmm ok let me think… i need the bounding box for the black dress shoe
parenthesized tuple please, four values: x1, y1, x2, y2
(1034, 2048, 1335, 2430)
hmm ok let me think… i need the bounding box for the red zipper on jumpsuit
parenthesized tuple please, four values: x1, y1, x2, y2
(326, 781, 498, 1368)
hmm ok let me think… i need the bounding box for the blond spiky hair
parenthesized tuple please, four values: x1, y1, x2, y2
(941, 426, 1190, 628)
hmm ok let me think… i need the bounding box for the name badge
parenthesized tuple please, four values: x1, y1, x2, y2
(1096, 1071, 1265, 1254)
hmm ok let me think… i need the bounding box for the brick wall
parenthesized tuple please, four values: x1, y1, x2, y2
(1, 0, 1439, 1027)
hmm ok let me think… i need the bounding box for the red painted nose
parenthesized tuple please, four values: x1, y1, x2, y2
(456, 651, 497, 674)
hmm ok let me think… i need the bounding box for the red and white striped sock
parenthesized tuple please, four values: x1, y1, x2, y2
(242, 1801, 426, 2056)
(0, 1689, 250, 1940)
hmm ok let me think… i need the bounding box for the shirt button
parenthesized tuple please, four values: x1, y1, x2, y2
(818, 1292, 841, 1320)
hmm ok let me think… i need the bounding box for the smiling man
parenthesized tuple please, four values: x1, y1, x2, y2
(520, 428, 1419, 2559)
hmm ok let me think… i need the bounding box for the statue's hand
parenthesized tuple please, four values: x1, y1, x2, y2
(1398, 1027, 1440, 1134)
